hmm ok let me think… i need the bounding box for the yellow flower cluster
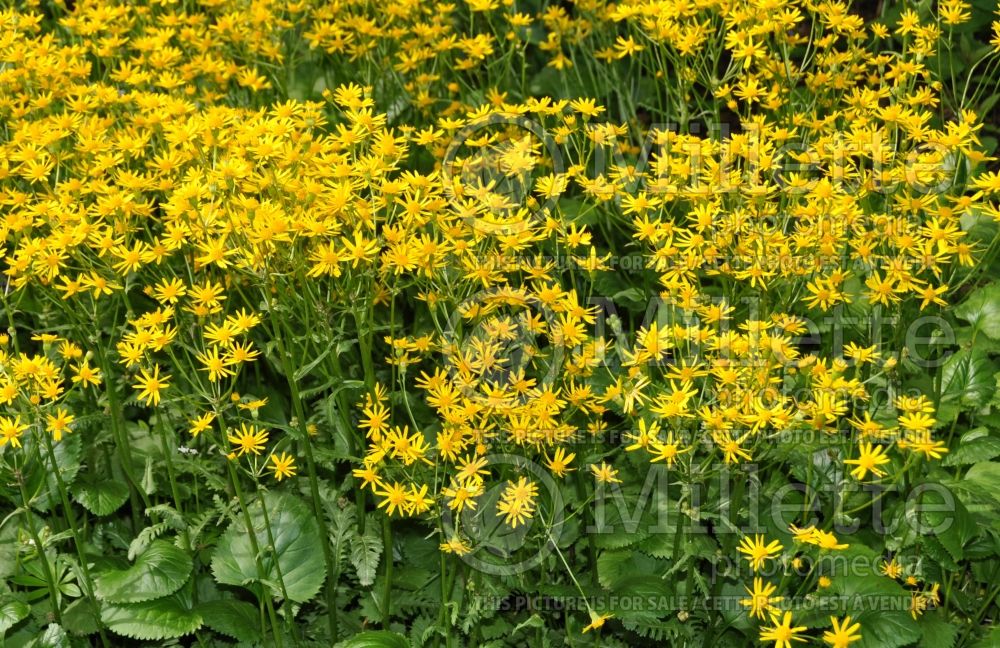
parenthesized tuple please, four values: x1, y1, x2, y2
(1, 0, 997, 643)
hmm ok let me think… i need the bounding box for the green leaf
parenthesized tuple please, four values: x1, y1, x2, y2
(351, 524, 383, 587)
(596, 550, 630, 589)
(200, 599, 262, 643)
(101, 595, 202, 641)
(211, 492, 326, 603)
(828, 575, 921, 648)
(335, 630, 411, 648)
(944, 429, 1000, 466)
(955, 282, 1000, 340)
(965, 462, 1000, 497)
(918, 611, 958, 648)
(970, 625, 1000, 648)
(72, 481, 129, 516)
(141, 455, 157, 495)
(908, 483, 974, 562)
(95, 540, 192, 603)
(940, 349, 997, 408)
(61, 598, 99, 637)
(329, 503, 356, 576)
(0, 594, 29, 636)
(27, 434, 82, 511)
(606, 575, 672, 624)
(29, 623, 70, 648)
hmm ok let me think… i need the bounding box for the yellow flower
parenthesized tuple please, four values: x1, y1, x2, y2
(844, 442, 891, 480)
(352, 464, 381, 491)
(133, 365, 169, 407)
(898, 430, 949, 460)
(46, 408, 75, 441)
(407, 483, 433, 514)
(189, 413, 215, 437)
(152, 278, 187, 304)
(545, 447, 575, 477)
(881, 559, 903, 579)
(72, 361, 102, 388)
(741, 577, 783, 621)
(442, 481, 481, 513)
(648, 432, 691, 467)
(439, 536, 471, 555)
(582, 611, 613, 633)
(227, 423, 269, 457)
(822, 616, 862, 648)
(226, 342, 261, 366)
(269, 452, 296, 481)
(0, 415, 29, 449)
(497, 476, 537, 528)
(197, 346, 235, 382)
(375, 482, 410, 516)
(738, 534, 783, 572)
(590, 462, 621, 484)
(759, 611, 807, 648)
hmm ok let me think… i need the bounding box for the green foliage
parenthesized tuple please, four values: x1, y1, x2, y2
(2, 1, 1000, 646)
(71, 481, 130, 517)
(0, 595, 30, 637)
(335, 630, 411, 648)
(955, 283, 1000, 341)
(200, 599, 263, 643)
(100, 594, 203, 641)
(94, 540, 192, 603)
(212, 491, 327, 603)
(350, 522, 383, 588)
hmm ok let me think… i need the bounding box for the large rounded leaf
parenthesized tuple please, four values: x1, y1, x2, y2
(0, 594, 29, 636)
(95, 540, 192, 603)
(211, 492, 326, 603)
(72, 480, 129, 516)
(336, 630, 411, 648)
(200, 599, 262, 643)
(26, 434, 82, 512)
(940, 349, 998, 409)
(101, 594, 202, 641)
(828, 575, 921, 648)
(955, 282, 1000, 340)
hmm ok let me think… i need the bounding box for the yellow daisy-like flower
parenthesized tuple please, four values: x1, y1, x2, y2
(133, 364, 169, 407)
(269, 452, 296, 481)
(189, 413, 215, 437)
(227, 423, 269, 457)
(582, 611, 613, 634)
(590, 461, 621, 484)
(439, 536, 471, 555)
(844, 442, 891, 480)
(741, 577, 783, 621)
(823, 615, 862, 648)
(0, 415, 29, 449)
(759, 611, 807, 648)
(738, 534, 783, 572)
(46, 408, 75, 442)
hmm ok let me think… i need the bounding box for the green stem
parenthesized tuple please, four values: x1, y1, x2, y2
(328, 355, 367, 536)
(153, 410, 191, 548)
(270, 313, 339, 639)
(15, 457, 63, 625)
(217, 414, 284, 648)
(95, 345, 151, 523)
(257, 488, 298, 641)
(436, 550, 448, 643)
(574, 472, 598, 586)
(957, 579, 1000, 648)
(381, 515, 393, 629)
(38, 430, 110, 647)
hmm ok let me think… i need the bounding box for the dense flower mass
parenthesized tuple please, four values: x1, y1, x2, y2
(1, 0, 1000, 645)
